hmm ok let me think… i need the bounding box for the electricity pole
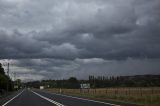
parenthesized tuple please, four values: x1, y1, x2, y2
(7, 62, 9, 92)
(7, 62, 9, 76)
(2, 60, 14, 92)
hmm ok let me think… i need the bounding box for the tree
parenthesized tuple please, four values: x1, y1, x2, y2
(67, 77, 80, 88)
(0, 63, 5, 75)
(0, 63, 13, 91)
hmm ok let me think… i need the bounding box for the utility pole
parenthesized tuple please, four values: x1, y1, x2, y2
(2, 60, 14, 92)
(2, 60, 10, 76)
(7, 62, 9, 92)
(7, 62, 9, 76)
(13, 72, 17, 81)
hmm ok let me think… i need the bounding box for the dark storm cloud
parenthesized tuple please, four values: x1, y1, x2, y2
(0, 29, 80, 59)
(0, 0, 160, 80)
(0, 0, 160, 60)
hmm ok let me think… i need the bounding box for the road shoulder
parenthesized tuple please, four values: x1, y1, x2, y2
(34, 89, 141, 106)
(0, 89, 23, 106)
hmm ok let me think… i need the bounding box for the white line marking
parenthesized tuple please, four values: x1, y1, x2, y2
(50, 92, 121, 106)
(2, 90, 24, 106)
(31, 90, 65, 106)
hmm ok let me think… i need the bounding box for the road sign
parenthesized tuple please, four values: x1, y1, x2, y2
(80, 83, 90, 89)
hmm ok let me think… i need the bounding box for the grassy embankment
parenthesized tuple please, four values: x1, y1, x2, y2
(45, 87, 160, 106)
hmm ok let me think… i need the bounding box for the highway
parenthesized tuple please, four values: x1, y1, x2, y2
(0, 89, 138, 106)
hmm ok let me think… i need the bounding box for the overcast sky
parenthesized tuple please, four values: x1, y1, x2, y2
(0, 0, 160, 81)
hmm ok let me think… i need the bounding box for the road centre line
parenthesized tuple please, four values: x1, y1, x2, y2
(2, 90, 24, 106)
(49, 92, 121, 106)
(31, 90, 65, 106)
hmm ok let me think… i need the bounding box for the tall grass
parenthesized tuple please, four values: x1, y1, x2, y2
(46, 87, 160, 106)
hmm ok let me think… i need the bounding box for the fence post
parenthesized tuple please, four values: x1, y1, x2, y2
(151, 87, 154, 95)
(140, 88, 142, 96)
(106, 88, 108, 94)
(126, 88, 128, 95)
(115, 88, 117, 95)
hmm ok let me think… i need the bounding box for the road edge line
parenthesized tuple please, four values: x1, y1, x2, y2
(2, 90, 24, 106)
(50, 92, 121, 106)
(31, 90, 65, 106)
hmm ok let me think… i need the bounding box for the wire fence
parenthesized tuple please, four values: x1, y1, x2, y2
(47, 87, 160, 97)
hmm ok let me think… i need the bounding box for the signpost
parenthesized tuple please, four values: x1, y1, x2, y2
(80, 83, 90, 93)
(80, 83, 90, 89)
(40, 86, 44, 90)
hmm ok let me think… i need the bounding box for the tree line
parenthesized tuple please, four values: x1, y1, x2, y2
(0, 63, 13, 93)
(88, 75, 160, 88)
(25, 74, 160, 89)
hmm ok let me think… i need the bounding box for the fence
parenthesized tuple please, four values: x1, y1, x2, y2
(47, 87, 160, 97)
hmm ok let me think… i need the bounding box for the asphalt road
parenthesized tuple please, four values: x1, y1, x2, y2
(0, 89, 138, 106)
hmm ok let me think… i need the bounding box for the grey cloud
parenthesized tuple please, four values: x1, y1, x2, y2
(0, 29, 80, 59)
(8, 58, 160, 81)
(0, 0, 160, 80)
(0, 0, 159, 60)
